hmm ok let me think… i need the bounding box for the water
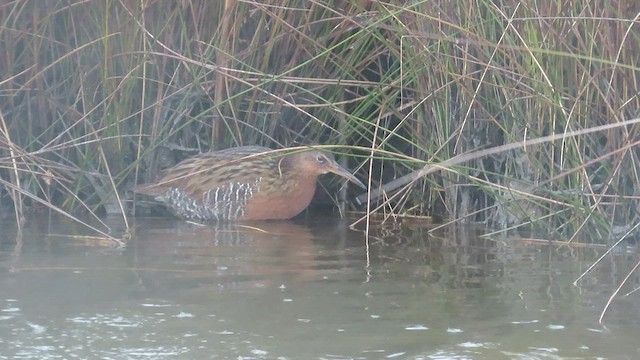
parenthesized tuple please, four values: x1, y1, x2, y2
(0, 215, 639, 359)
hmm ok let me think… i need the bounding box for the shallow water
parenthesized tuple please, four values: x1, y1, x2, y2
(0, 215, 639, 359)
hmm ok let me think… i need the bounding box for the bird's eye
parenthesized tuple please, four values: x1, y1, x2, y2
(316, 154, 327, 164)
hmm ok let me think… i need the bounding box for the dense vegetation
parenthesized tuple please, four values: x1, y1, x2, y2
(0, 0, 639, 243)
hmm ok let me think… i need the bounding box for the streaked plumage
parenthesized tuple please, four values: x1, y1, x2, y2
(132, 146, 365, 221)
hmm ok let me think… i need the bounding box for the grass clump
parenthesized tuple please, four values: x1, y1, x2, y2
(0, 0, 638, 246)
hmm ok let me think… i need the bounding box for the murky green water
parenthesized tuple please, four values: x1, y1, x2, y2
(0, 215, 639, 359)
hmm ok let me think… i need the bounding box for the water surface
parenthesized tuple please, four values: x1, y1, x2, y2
(0, 215, 639, 359)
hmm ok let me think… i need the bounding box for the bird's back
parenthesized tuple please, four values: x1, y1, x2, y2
(133, 146, 274, 195)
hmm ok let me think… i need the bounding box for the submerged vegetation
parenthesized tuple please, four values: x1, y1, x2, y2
(0, 0, 639, 246)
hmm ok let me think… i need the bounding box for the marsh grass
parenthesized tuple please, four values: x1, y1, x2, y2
(1, 0, 639, 322)
(0, 0, 639, 249)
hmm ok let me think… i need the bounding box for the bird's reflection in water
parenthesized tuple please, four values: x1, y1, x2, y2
(128, 218, 348, 297)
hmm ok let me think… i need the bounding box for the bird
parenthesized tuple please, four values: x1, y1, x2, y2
(132, 145, 366, 221)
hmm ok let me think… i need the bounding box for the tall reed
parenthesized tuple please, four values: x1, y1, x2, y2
(0, 0, 637, 246)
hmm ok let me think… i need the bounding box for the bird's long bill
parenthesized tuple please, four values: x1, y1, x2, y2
(328, 163, 367, 189)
